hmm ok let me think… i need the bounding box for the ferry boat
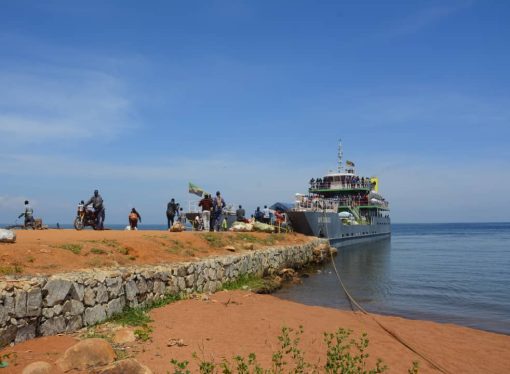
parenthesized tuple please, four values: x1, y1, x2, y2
(287, 142, 391, 245)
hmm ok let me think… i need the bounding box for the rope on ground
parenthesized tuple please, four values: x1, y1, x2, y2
(328, 247, 452, 374)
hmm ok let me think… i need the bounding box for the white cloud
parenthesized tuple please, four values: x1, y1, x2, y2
(0, 67, 133, 144)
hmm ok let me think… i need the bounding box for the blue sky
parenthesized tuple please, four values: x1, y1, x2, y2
(1, 0, 509, 224)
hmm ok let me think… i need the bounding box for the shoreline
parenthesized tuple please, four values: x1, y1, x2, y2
(1, 290, 509, 373)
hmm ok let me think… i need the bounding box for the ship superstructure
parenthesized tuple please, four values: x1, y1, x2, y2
(287, 141, 391, 245)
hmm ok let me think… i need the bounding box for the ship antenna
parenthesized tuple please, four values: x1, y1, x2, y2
(337, 139, 343, 173)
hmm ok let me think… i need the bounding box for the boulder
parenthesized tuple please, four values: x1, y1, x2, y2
(56, 338, 116, 372)
(0, 229, 16, 243)
(84, 304, 106, 326)
(95, 358, 152, 374)
(112, 327, 136, 344)
(21, 361, 53, 374)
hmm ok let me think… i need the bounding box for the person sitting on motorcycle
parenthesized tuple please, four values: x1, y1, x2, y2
(129, 208, 142, 230)
(84, 190, 105, 230)
(18, 200, 35, 229)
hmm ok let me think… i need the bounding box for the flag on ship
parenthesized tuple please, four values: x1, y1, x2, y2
(188, 182, 205, 197)
(370, 177, 379, 192)
(346, 160, 355, 167)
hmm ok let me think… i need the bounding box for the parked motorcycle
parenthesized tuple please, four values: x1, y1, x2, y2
(74, 206, 98, 230)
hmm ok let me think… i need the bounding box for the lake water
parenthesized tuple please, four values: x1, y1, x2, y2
(275, 223, 510, 335)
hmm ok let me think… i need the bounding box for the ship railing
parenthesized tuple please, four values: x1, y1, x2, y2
(296, 196, 389, 211)
(310, 182, 371, 190)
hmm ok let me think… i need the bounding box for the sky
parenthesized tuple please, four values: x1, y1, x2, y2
(1, 0, 509, 224)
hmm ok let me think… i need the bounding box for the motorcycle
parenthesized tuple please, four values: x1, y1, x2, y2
(74, 206, 98, 230)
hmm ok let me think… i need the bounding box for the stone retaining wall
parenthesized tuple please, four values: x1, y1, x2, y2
(0, 238, 326, 347)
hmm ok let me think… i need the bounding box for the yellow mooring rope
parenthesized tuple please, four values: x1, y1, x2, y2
(320, 209, 452, 374)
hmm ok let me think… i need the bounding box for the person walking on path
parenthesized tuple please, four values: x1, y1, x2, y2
(85, 190, 105, 230)
(18, 200, 35, 229)
(198, 194, 213, 231)
(129, 208, 142, 230)
(212, 191, 226, 232)
(166, 198, 178, 229)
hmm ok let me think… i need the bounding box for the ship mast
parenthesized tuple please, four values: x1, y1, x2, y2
(337, 139, 343, 173)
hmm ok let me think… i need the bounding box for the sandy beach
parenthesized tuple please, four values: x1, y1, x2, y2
(1, 290, 509, 373)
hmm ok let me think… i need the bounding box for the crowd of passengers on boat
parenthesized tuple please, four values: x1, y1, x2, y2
(309, 175, 372, 190)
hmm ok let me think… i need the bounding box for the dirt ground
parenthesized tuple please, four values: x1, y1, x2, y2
(0, 230, 310, 276)
(1, 291, 509, 373)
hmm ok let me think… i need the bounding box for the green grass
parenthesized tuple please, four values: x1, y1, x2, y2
(106, 294, 183, 342)
(201, 233, 226, 248)
(54, 243, 82, 254)
(90, 247, 107, 255)
(221, 274, 265, 291)
(0, 264, 23, 275)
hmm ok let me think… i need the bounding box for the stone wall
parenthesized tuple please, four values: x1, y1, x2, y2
(0, 238, 326, 347)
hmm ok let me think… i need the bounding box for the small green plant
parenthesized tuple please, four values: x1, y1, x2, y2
(201, 233, 226, 248)
(221, 274, 265, 291)
(101, 239, 120, 248)
(170, 359, 191, 374)
(134, 326, 153, 341)
(55, 243, 82, 254)
(169, 326, 417, 374)
(90, 247, 107, 255)
(27, 256, 35, 263)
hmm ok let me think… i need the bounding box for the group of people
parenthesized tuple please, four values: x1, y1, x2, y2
(19, 188, 286, 232)
(197, 191, 226, 232)
(309, 175, 371, 190)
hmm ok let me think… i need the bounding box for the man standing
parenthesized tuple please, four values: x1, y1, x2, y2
(166, 198, 178, 229)
(236, 205, 246, 222)
(18, 200, 35, 228)
(262, 205, 271, 224)
(198, 194, 212, 231)
(85, 190, 105, 230)
(212, 191, 226, 232)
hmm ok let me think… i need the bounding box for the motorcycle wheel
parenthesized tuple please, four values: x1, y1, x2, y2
(74, 217, 84, 231)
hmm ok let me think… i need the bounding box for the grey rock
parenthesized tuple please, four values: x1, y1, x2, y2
(153, 280, 165, 295)
(70, 282, 85, 301)
(135, 277, 148, 294)
(106, 298, 125, 318)
(3, 295, 14, 316)
(42, 307, 54, 319)
(125, 280, 138, 301)
(66, 315, 83, 332)
(177, 277, 186, 291)
(106, 277, 123, 297)
(83, 287, 96, 306)
(96, 284, 109, 304)
(53, 304, 63, 315)
(26, 288, 42, 317)
(15, 291, 27, 318)
(185, 274, 195, 288)
(176, 266, 187, 277)
(39, 316, 66, 336)
(43, 279, 72, 306)
(62, 300, 84, 316)
(0, 324, 17, 347)
(15, 322, 36, 343)
(84, 304, 106, 326)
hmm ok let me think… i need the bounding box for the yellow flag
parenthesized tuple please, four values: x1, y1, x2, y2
(370, 177, 379, 192)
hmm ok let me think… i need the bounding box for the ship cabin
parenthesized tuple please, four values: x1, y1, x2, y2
(307, 171, 389, 225)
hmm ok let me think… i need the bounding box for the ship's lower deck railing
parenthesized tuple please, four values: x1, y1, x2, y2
(294, 196, 389, 211)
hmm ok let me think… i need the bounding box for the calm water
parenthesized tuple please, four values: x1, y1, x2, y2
(275, 223, 510, 335)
